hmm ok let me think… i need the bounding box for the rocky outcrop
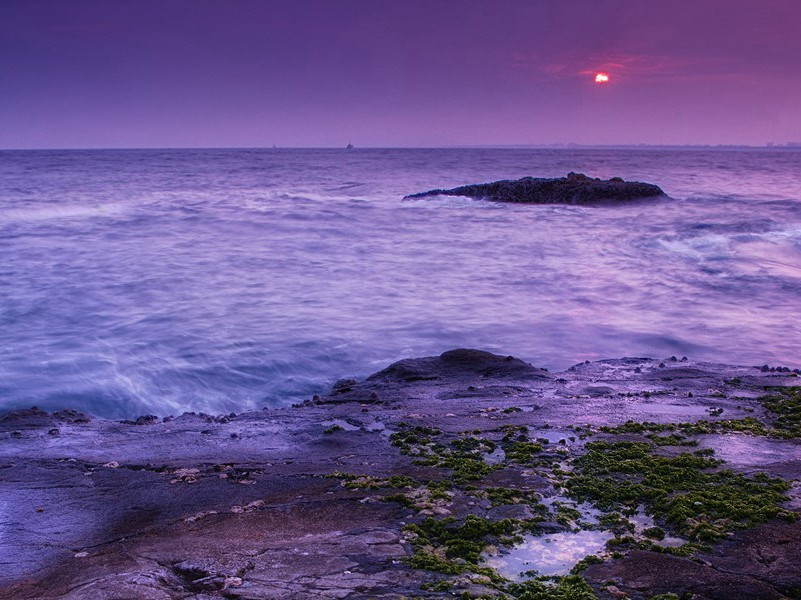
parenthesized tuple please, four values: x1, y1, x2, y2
(1, 350, 799, 599)
(367, 348, 550, 383)
(405, 172, 665, 204)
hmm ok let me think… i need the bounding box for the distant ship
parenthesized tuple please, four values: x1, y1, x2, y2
(346, 142, 354, 150)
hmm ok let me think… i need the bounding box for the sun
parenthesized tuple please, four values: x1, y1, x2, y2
(594, 72, 610, 84)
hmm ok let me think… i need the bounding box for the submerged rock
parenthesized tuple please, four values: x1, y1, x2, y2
(405, 172, 665, 204)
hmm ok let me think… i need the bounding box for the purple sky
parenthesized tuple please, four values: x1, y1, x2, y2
(2, 0, 800, 148)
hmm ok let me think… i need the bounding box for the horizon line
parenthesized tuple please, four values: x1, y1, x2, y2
(2, 143, 801, 152)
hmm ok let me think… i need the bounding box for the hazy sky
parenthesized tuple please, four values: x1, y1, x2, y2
(2, 0, 800, 148)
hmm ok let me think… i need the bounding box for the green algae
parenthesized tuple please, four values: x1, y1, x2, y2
(503, 575, 597, 599)
(326, 471, 417, 490)
(384, 492, 416, 508)
(600, 418, 770, 437)
(374, 391, 799, 598)
(599, 384, 801, 440)
(391, 426, 501, 483)
(483, 487, 548, 515)
(761, 386, 801, 437)
(595, 512, 635, 535)
(403, 516, 518, 582)
(404, 515, 601, 598)
(419, 580, 453, 592)
(565, 441, 793, 542)
(569, 554, 604, 574)
(505, 441, 544, 464)
(426, 479, 453, 500)
(642, 526, 666, 540)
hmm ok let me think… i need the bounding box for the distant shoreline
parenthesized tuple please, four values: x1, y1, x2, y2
(2, 144, 801, 152)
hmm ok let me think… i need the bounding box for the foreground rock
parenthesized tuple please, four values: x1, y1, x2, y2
(1, 350, 799, 599)
(405, 172, 665, 204)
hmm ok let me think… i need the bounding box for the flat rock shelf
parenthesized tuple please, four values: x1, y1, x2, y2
(2, 349, 800, 599)
(405, 172, 665, 204)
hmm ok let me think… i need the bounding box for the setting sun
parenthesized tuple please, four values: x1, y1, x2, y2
(595, 72, 610, 83)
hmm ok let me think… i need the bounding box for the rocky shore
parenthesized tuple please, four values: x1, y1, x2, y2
(2, 349, 800, 599)
(405, 173, 665, 204)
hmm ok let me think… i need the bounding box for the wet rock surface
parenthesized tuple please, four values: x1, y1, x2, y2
(405, 172, 666, 204)
(583, 521, 801, 599)
(1, 348, 799, 599)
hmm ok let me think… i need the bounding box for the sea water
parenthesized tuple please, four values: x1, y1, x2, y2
(1, 148, 800, 418)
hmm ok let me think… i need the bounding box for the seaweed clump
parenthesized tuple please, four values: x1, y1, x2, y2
(566, 441, 793, 542)
(390, 425, 500, 483)
(761, 386, 801, 437)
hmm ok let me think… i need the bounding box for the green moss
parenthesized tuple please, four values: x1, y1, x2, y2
(552, 502, 583, 527)
(503, 575, 597, 599)
(327, 471, 417, 490)
(385, 493, 415, 508)
(484, 487, 548, 515)
(323, 425, 344, 434)
(570, 554, 604, 574)
(438, 454, 499, 483)
(325, 470, 358, 480)
(427, 480, 453, 500)
(760, 386, 801, 437)
(608, 535, 702, 557)
(390, 425, 501, 483)
(452, 436, 497, 454)
(406, 515, 522, 565)
(504, 441, 544, 463)
(420, 580, 453, 592)
(386, 475, 416, 487)
(566, 441, 793, 542)
(601, 385, 801, 440)
(500, 425, 529, 441)
(405, 549, 464, 574)
(601, 418, 770, 437)
(390, 425, 442, 453)
(642, 526, 666, 540)
(595, 512, 635, 534)
(385, 399, 799, 597)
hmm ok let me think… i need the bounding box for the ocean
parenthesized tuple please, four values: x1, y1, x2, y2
(1, 147, 800, 418)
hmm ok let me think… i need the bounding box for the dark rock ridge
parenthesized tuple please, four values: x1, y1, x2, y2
(1, 348, 799, 599)
(367, 348, 550, 383)
(405, 172, 665, 204)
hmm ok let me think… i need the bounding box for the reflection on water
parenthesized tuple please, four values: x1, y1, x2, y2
(1, 148, 800, 417)
(483, 529, 613, 579)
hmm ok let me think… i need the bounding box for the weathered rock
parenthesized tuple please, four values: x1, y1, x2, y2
(405, 172, 665, 204)
(0, 350, 799, 599)
(367, 348, 549, 383)
(583, 548, 786, 599)
(584, 521, 801, 598)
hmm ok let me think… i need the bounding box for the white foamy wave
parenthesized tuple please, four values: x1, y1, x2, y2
(0, 202, 132, 224)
